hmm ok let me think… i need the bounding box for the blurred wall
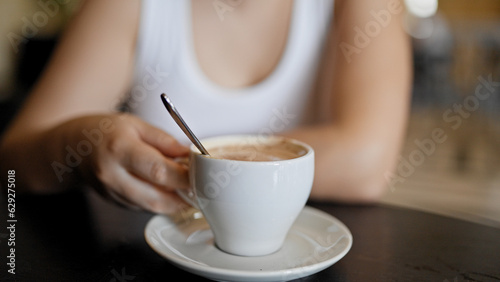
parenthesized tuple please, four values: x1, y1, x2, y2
(439, 0, 500, 21)
(411, 0, 500, 115)
(0, 0, 79, 101)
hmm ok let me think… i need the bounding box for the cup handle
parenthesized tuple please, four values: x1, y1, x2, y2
(174, 156, 200, 210)
(176, 188, 200, 210)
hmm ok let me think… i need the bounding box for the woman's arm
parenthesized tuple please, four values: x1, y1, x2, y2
(1, 0, 139, 190)
(285, 0, 412, 203)
(0, 0, 189, 214)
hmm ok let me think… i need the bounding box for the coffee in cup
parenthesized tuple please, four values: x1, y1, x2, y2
(208, 139, 308, 162)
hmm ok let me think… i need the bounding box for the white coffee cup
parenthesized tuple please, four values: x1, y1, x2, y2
(187, 135, 314, 256)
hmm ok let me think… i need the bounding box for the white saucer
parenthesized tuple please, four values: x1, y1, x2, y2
(144, 206, 352, 281)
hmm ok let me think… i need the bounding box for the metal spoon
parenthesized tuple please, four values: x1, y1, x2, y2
(160, 93, 210, 156)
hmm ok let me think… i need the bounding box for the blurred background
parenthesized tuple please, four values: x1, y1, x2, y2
(0, 0, 499, 227)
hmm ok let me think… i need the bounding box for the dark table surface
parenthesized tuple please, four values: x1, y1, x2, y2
(1, 189, 499, 282)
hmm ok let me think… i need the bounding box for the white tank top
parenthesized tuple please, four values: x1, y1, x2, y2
(129, 0, 334, 144)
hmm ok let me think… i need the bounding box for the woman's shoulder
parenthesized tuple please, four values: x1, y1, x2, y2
(73, 0, 141, 41)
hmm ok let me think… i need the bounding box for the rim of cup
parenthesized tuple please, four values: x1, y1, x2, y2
(189, 134, 314, 163)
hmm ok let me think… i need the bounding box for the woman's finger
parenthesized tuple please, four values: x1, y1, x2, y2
(111, 166, 189, 214)
(121, 139, 189, 190)
(134, 119, 190, 157)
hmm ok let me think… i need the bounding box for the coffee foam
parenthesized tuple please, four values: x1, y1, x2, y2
(208, 139, 307, 162)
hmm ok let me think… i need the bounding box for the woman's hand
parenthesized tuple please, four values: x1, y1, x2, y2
(61, 114, 190, 214)
(87, 114, 189, 214)
(1, 112, 191, 214)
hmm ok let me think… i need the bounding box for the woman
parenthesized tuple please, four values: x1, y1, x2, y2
(0, 0, 411, 214)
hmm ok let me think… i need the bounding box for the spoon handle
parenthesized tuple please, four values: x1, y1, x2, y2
(160, 94, 210, 156)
